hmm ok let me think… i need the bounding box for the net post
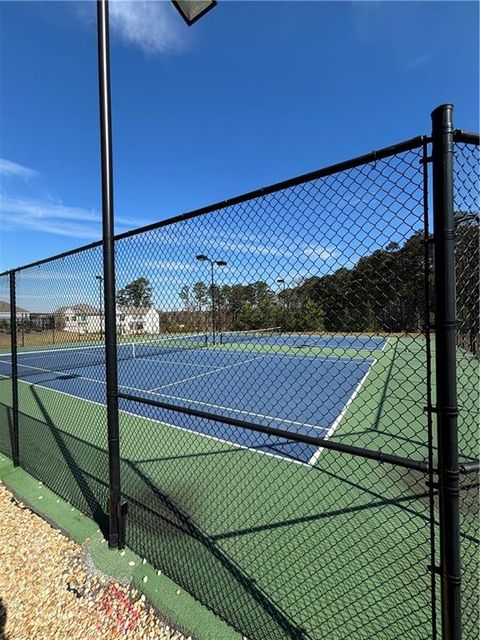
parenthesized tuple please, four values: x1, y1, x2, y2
(97, 0, 125, 549)
(431, 103, 462, 640)
(9, 271, 20, 467)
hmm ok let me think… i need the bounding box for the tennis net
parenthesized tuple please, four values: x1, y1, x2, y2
(219, 327, 281, 345)
(0, 333, 208, 377)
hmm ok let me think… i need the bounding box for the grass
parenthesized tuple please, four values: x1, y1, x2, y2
(0, 336, 477, 639)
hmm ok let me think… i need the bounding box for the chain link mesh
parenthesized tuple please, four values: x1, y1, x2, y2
(453, 141, 480, 640)
(112, 144, 434, 640)
(0, 134, 477, 639)
(12, 247, 109, 529)
(0, 273, 12, 458)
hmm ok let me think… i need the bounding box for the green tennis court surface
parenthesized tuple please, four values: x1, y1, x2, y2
(0, 336, 478, 639)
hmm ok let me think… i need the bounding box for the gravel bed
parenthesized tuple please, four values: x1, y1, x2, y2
(0, 482, 189, 640)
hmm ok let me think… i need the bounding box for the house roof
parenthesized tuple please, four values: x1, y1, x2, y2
(117, 306, 158, 316)
(53, 304, 158, 317)
(0, 300, 29, 313)
(54, 304, 101, 316)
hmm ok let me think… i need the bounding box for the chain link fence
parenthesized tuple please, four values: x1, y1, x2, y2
(113, 140, 433, 640)
(0, 112, 478, 640)
(453, 140, 480, 640)
(13, 246, 110, 530)
(0, 273, 12, 459)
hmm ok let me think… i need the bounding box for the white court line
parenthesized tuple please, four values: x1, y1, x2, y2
(307, 358, 377, 466)
(134, 356, 214, 370)
(145, 387, 327, 433)
(381, 337, 391, 352)
(6, 351, 380, 468)
(148, 354, 269, 392)
(14, 361, 109, 387)
(11, 376, 311, 468)
(10, 357, 325, 433)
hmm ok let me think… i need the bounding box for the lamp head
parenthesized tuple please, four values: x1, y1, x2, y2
(196, 254, 208, 262)
(215, 260, 227, 267)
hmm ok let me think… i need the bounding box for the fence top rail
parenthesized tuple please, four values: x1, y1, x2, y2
(454, 129, 480, 145)
(0, 133, 429, 277)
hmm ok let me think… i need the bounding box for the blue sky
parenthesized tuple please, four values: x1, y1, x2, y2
(0, 0, 478, 284)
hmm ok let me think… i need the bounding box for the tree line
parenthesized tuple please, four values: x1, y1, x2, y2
(118, 217, 478, 348)
(175, 217, 478, 342)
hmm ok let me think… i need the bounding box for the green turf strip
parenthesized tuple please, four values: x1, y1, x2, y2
(0, 457, 242, 640)
(0, 336, 477, 639)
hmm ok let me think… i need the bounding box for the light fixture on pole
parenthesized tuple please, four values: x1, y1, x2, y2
(172, 0, 217, 26)
(196, 255, 227, 344)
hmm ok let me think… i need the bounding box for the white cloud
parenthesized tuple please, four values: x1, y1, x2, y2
(141, 259, 198, 272)
(108, 1, 185, 55)
(0, 159, 38, 180)
(303, 245, 338, 261)
(0, 194, 149, 240)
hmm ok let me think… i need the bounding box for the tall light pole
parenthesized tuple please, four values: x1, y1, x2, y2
(276, 278, 286, 296)
(196, 255, 227, 344)
(276, 278, 287, 332)
(96, 0, 217, 549)
(95, 275, 104, 337)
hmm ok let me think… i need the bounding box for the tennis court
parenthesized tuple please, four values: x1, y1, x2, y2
(0, 333, 455, 640)
(0, 120, 477, 640)
(0, 332, 384, 465)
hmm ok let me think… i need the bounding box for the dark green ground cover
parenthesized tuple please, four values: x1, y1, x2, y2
(0, 336, 477, 639)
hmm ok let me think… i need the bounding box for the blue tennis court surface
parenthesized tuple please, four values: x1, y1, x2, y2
(1, 336, 381, 464)
(221, 332, 385, 352)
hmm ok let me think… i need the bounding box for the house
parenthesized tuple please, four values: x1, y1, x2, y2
(117, 306, 160, 335)
(54, 304, 103, 334)
(0, 301, 30, 326)
(54, 304, 160, 335)
(29, 313, 55, 331)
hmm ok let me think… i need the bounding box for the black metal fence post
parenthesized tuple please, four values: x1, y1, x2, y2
(431, 103, 462, 640)
(9, 271, 19, 467)
(97, 0, 125, 549)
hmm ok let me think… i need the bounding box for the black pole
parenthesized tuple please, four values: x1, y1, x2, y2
(9, 272, 19, 467)
(210, 260, 216, 345)
(117, 390, 430, 473)
(97, 0, 124, 549)
(431, 104, 462, 640)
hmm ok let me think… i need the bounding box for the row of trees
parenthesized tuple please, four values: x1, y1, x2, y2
(117, 215, 478, 344)
(176, 216, 478, 339)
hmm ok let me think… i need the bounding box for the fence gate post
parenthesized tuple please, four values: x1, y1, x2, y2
(9, 270, 19, 467)
(97, 0, 126, 549)
(431, 103, 462, 640)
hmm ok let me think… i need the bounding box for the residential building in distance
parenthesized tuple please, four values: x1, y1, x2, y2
(53, 304, 161, 335)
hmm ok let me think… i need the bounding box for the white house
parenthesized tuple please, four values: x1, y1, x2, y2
(55, 304, 103, 334)
(0, 301, 30, 322)
(54, 304, 160, 335)
(117, 306, 160, 335)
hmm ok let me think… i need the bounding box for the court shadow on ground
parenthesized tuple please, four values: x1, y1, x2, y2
(7, 388, 436, 640)
(0, 407, 13, 461)
(0, 380, 438, 640)
(10, 393, 306, 640)
(16, 390, 109, 537)
(5, 385, 442, 640)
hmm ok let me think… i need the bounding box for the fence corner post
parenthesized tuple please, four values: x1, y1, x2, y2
(97, 0, 125, 549)
(431, 103, 462, 640)
(9, 270, 20, 467)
